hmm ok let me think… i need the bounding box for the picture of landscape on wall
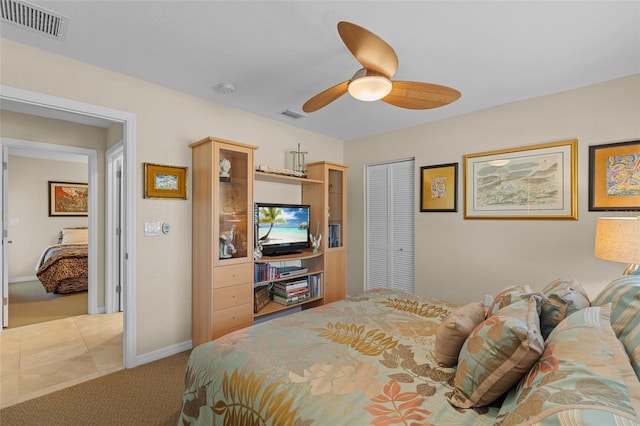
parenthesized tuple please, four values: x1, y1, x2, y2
(465, 140, 577, 219)
(474, 152, 562, 210)
(49, 181, 88, 216)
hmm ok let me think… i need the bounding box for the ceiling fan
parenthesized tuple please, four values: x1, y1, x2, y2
(302, 21, 461, 113)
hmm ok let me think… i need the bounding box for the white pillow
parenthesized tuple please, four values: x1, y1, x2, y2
(61, 227, 88, 244)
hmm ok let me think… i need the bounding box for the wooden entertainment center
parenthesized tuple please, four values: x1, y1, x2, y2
(190, 136, 347, 346)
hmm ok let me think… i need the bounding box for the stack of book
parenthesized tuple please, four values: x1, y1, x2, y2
(254, 263, 279, 282)
(254, 264, 308, 282)
(271, 279, 310, 305)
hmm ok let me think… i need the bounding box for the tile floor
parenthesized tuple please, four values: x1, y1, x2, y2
(0, 312, 123, 409)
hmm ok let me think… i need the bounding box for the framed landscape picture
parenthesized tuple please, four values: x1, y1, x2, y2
(144, 163, 188, 199)
(420, 163, 458, 212)
(48, 181, 88, 216)
(588, 140, 639, 211)
(463, 140, 577, 220)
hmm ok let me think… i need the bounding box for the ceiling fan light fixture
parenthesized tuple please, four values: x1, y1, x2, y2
(348, 69, 392, 102)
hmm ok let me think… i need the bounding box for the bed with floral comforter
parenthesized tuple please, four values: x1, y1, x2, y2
(179, 289, 500, 425)
(180, 277, 640, 425)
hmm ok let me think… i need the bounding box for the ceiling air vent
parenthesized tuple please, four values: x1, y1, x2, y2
(1, 0, 68, 40)
(280, 110, 306, 120)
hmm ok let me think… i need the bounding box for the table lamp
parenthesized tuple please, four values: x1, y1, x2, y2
(594, 216, 640, 275)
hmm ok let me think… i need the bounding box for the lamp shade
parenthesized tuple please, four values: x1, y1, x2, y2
(594, 217, 640, 265)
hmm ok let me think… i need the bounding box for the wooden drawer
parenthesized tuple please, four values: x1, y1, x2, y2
(213, 303, 253, 335)
(214, 283, 252, 310)
(213, 263, 252, 288)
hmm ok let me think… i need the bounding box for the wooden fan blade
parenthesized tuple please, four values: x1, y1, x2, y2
(302, 81, 350, 113)
(381, 81, 461, 110)
(337, 21, 398, 79)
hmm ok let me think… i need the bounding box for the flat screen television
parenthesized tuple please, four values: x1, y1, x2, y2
(254, 203, 310, 256)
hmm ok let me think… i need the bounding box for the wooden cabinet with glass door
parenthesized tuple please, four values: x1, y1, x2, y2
(190, 137, 258, 346)
(304, 161, 347, 304)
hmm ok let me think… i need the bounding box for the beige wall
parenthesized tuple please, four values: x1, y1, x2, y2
(345, 74, 640, 302)
(106, 123, 124, 150)
(0, 38, 343, 356)
(6, 155, 88, 278)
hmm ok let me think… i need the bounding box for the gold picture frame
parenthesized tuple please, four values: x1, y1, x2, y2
(588, 140, 639, 211)
(144, 163, 188, 199)
(420, 163, 458, 212)
(48, 181, 88, 216)
(464, 139, 578, 220)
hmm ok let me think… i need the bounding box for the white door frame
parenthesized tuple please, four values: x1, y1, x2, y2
(106, 142, 124, 313)
(0, 85, 138, 368)
(1, 146, 8, 327)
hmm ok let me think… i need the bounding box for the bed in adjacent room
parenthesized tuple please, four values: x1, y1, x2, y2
(179, 277, 640, 425)
(35, 227, 88, 294)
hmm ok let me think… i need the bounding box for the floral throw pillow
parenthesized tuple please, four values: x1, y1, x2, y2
(539, 278, 590, 339)
(487, 285, 538, 317)
(495, 305, 640, 425)
(450, 296, 545, 408)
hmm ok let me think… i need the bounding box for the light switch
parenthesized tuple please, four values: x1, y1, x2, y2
(9, 218, 19, 225)
(144, 221, 161, 236)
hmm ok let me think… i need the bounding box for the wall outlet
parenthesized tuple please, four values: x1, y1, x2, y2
(483, 294, 494, 308)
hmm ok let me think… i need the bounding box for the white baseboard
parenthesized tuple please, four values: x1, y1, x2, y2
(9, 276, 38, 283)
(132, 340, 192, 367)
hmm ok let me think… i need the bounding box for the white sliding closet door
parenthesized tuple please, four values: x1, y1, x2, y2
(366, 158, 415, 292)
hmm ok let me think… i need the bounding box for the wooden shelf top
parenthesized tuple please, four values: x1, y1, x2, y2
(254, 171, 323, 185)
(258, 250, 323, 262)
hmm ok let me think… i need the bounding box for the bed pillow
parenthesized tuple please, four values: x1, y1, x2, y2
(450, 296, 545, 408)
(61, 227, 88, 244)
(539, 278, 590, 339)
(593, 275, 640, 380)
(495, 305, 640, 425)
(487, 285, 536, 317)
(434, 301, 486, 367)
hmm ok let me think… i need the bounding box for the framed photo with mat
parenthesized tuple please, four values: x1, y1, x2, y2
(588, 140, 639, 211)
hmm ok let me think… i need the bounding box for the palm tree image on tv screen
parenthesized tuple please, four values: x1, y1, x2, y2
(256, 204, 310, 255)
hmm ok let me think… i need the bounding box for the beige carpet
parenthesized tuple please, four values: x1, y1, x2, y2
(0, 350, 190, 426)
(7, 280, 88, 328)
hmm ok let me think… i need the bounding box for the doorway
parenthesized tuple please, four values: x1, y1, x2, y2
(2, 141, 93, 327)
(0, 85, 137, 367)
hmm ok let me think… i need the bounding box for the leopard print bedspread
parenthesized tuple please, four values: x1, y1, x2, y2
(36, 244, 88, 293)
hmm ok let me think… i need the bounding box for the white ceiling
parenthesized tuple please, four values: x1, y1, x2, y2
(1, 1, 639, 141)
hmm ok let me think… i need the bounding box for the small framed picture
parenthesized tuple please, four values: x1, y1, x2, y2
(589, 140, 640, 211)
(144, 163, 188, 199)
(464, 140, 577, 220)
(420, 163, 458, 212)
(49, 181, 88, 216)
